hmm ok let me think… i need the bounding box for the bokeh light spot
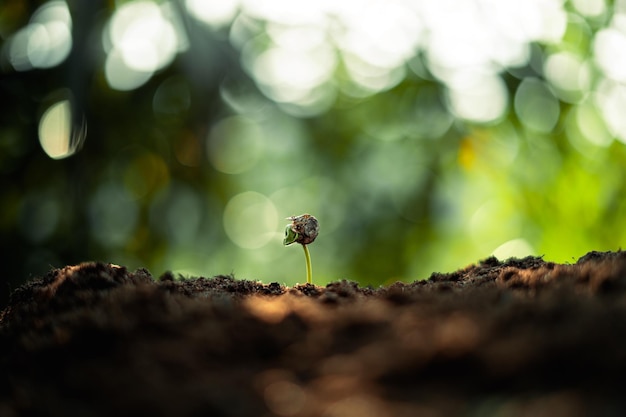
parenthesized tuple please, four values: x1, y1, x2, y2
(88, 183, 139, 248)
(8, 1, 72, 71)
(108, 1, 177, 71)
(39, 100, 71, 159)
(514, 78, 560, 133)
(28, 21, 71, 68)
(123, 152, 170, 200)
(31, 1, 71, 27)
(267, 23, 326, 51)
(103, 1, 184, 90)
(174, 132, 202, 167)
(242, 0, 325, 26)
(207, 116, 264, 174)
(8, 26, 35, 71)
(571, 0, 606, 18)
(38, 99, 85, 160)
(186, 0, 240, 28)
(544, 52, 590, 103)
(333, 1, 422, 69)
(446, 74, 508, 123)
(342, 54, 406, 95)
(223, 191, 278, 249)
(411, 86, 454, 139)
(251, 45, 336, 102)
(594, 27, 626, 83)
(575, 100, 612, 148)
(595, 80, 626, 144)
(153, 76, 191, 115)
(492, 238, 535, 260)
(150, 183, 204, 244)
(104, 48, 153, 91)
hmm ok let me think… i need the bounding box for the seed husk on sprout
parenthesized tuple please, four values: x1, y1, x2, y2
(284, 214, 319, 284)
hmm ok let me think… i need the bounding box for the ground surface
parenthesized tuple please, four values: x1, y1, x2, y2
(2, 251, 626, 416)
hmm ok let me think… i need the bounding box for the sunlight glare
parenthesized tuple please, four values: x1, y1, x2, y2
(241, 0, 326, 25)
(234, 0, 567, 111)
(334, 1, 422, 69)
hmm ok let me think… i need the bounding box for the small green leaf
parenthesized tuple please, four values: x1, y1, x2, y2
(283, 225, 299, 246)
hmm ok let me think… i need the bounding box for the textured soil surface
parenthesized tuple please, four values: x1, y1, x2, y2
(3, 251, 626, 417)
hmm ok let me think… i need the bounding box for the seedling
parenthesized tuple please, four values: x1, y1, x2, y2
(284, 214, 319, 284)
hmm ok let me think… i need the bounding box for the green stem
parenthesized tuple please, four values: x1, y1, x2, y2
(302, 244, 312, 284)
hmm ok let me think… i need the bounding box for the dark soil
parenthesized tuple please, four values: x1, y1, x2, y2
(3, 251, 626, 416)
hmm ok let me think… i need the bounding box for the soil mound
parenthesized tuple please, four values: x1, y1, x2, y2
(2, 251, 626, 416)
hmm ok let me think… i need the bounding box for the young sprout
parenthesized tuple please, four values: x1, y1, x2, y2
(284, 214, 319, 284)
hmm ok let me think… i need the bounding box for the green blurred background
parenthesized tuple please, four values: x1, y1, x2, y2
(1, 0, 624, 306)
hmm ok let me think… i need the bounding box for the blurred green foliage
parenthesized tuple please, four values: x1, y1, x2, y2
(1, 0, 625, 306)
